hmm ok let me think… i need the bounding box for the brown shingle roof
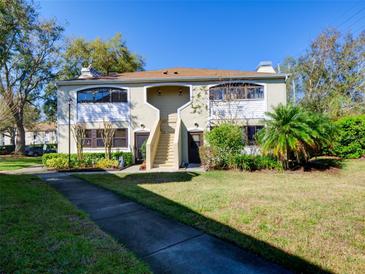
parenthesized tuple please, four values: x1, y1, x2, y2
(26, 122, 56, 132)
(73, 67, 282, 81)
(115, 67, 277, 79)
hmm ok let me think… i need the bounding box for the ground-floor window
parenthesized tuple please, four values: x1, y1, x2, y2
(82, 128, 128, 148)
(243, 126, 264, 145)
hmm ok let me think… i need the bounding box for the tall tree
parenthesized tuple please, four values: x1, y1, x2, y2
(0, 103, 40, 145)
(281, 29, 365, 118)
(0, 0, 63, 153)
(43, 33, 144, 121)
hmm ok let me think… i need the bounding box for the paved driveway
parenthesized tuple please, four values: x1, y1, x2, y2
(39, 173, 291, 274)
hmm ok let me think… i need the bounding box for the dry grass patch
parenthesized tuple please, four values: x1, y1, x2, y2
(77, 160, 365, 273)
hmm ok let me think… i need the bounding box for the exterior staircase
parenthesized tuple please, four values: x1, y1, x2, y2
(153, 114, 177, 168)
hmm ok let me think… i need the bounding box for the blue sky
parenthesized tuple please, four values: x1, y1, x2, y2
(39, 0, 365, 71)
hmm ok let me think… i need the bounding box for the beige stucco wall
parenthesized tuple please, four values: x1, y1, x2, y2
(147, 86, 190, 118)
(265, 80, 287, 112)
(57, 78, 286, 163)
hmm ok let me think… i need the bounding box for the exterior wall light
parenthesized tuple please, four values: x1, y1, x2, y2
(194, 122, 199, 128)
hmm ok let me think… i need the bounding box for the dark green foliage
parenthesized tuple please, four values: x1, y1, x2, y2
(140, 140, 147, 160)
(42, 152, 133, 169)
(332, 115, 365, 158)
(229, 154, 282, 171)
(257, 104, 336, 168)
(203, 123, 244, 167)
(206, 123, 244, 153)
(0, 145, 15, 155)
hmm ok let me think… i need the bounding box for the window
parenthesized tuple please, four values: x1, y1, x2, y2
(83, 130, 92, 147)
(96, 129, 104, 147)
(113, 129, 128, 147)
(243, 126, 264, 145)
(81, 128, 128, 148)
(77, 87, 127, 103)
(209, 83, 264, 101)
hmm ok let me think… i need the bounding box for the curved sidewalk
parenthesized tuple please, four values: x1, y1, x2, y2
(39, 173, 291, 274)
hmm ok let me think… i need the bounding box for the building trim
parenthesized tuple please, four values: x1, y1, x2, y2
(57, 74, 287, 86)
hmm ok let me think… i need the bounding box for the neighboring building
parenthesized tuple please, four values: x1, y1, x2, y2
(57, 62, 287, 170)
(0, 122, 57, 146)
(25, 122, 57, 145)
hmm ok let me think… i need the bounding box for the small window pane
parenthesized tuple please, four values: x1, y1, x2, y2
(113, 138, 127, 147)
(83, 130, 92, 147)
(94, 89, 110, 103)
(114, 129, 126, 138)
(96, 139, 104, 147)
(78, 91, 94, 103)
(83, 138, 92, 147)
(111, 89, 127, 103)
(96, 129, 104, 138)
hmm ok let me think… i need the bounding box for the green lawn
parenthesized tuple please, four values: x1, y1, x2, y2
(0, 174, 150, 273)
(77, 160, 365, 274)
(0, 156, 42, 171)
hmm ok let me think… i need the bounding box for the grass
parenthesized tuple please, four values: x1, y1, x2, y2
(0, 156, 42, 171)
(0, 174, 150, 273)
(77, 159, 365, 274)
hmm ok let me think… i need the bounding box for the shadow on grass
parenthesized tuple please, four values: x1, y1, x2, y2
(289, 157, 343, 172)
(79, 171, 332, 274)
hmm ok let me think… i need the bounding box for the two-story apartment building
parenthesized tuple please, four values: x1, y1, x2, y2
(57, 62, 287, 170)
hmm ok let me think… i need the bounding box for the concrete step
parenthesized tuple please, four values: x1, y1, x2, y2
(155, 154, 174, 160)
(154, 161, 174, 165)
(153, 164, 175, 168)
(156, 149, 174, 153)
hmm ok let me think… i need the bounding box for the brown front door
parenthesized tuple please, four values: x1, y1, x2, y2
(135, 132, 149, 163)
(188, 131, 203, 164)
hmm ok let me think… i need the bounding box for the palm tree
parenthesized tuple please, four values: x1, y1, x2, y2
(257, 104, 334, 169)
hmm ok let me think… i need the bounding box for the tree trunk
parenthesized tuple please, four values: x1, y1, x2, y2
(14, 115, 25, 155)
(10, 128, 16, 145)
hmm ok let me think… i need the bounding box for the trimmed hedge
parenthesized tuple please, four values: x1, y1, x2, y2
(332, 115, 365, 159)
(229, 154, 282, 171)
(42, 152, 133, 169)
(0, 145, 15, 155)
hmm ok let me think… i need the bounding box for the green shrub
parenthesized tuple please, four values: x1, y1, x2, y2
(332, 115, 365, 158)
(42, 152, 133, 169)
(229, 154, 282, 171)
(45, 157, 69, 169)
(111, 152, 133, 167)
(205, 123, 244, 167)
(140, 140, 147, 160)
(199, 146, 220, 170)
(95, 159, 119, 169)
(42, 153, 62, 165)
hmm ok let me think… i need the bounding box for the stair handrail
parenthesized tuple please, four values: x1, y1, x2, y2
(146, 119, 161, 170)
(173, 116, 182, 169)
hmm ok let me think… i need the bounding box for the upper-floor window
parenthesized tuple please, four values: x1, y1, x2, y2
(77, 87, 127, 103)
(209, 83, 264, 101)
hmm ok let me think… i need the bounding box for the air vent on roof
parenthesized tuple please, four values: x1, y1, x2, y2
(256, 61, 276, 73)
(174, 71, 178, 74)
(79, 65, 101, 79)
(163, 70, 168, 75)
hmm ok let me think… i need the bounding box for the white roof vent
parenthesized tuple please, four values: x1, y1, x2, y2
(256, 61, 276, 73)
(78, 64, 101, 79)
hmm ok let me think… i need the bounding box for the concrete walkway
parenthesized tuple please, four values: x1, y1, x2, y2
(39, 173, 291, 274)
